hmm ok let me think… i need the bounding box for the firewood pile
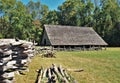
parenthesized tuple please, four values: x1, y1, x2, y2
(0, 39, 35, 83)
(36, 64, 78, 83)
(42, 50, 56, 58)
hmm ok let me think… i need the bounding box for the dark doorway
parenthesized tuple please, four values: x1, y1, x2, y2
(44, 39, 46, 45)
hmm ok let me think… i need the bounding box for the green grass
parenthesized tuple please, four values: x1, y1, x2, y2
(15, 48, 120, 83)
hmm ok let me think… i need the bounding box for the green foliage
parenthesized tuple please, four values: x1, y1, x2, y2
(93, 0, 120, 46)
(57, 0, 94, 26)
(44, 10, 59, 25)
(0, 0, 34, 39)
(26, 1, 49, 43)
(0, 33, 3, 38)
(58, 0, 77, 25)
(0, 0, 47, 44)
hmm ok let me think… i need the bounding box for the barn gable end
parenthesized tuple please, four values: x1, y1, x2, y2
(41, 28, 51, 46)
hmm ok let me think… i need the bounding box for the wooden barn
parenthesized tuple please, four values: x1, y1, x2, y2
(41, 25, 108, 50)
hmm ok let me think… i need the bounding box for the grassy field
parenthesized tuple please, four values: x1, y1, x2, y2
(15, 48, 120, 83)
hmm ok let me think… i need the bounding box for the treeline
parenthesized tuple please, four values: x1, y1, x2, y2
(0, 0, 120, 46)
(0, 0, 47, 44)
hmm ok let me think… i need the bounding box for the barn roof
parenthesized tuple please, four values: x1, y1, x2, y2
(44, 25, 108, 46)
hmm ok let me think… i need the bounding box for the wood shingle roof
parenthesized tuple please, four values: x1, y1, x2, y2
(44, 25, 108, 46)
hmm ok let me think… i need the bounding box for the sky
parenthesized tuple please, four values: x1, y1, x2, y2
(21, 0, 65, 10)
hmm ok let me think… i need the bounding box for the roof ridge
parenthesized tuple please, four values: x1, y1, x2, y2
(44, 24, 92, 28)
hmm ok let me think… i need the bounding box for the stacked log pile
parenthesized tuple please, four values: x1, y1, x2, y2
(42, 50, 56, 58)
(0, 39, 35, 83)
(36, 64, 78, 83)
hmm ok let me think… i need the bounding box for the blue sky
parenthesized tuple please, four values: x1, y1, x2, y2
(21, 0, 65, 10)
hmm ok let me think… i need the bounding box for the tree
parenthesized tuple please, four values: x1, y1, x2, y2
(58, 0, 77, 25)
(44, 10, 59, 25)
(0, 0, 35, 40)
(77, 0, 94, 26)
(26, 1, 49, 44)
(93, 0, 120, 46)
(57, 0, 94, 26)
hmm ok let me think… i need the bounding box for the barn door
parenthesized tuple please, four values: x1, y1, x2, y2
(44, 39, 46, 45)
